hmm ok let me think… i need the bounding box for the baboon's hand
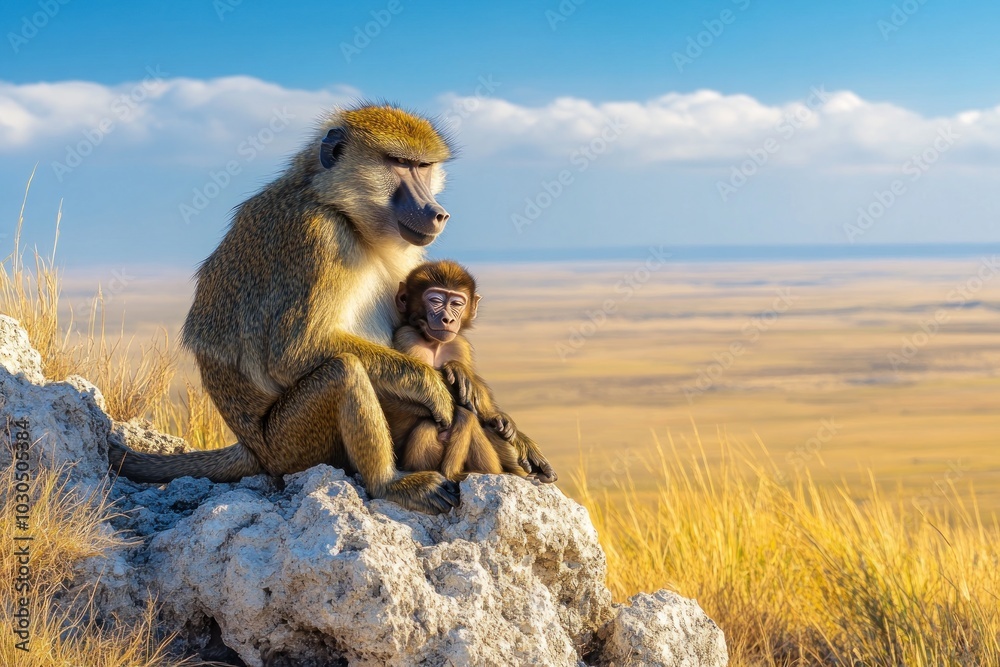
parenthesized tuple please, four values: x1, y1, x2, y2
(385, 471, 461, 514)
(489, 412, 518, 442)
(526, 457, 557, 484)
(516, 437, 557, 484)
(442, 361, 490, 415)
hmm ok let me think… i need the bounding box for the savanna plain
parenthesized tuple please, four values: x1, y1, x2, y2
(4, 225, 1000, 664)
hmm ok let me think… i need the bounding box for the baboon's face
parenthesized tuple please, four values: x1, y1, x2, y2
(417, 287, 470, 343)
(313, 128, 449, 248)
(395, 279, 480, 344)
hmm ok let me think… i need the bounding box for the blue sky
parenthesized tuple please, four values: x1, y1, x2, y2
(2, 0, 999, 268)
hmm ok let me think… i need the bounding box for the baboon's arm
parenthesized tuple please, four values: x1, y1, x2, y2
(438, 337, 512, 429)
(440, 340, 557, 483)
(437, 337, 493, 414)
(391, 328, 502, 425)
(437, 337, 519, 442)
(286, 331, 456, 428)
(261, 353, 459, 513)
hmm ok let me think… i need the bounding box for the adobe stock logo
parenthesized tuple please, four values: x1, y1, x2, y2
(545, 0, 587, 31)
(7, 0, 71, 54)
(555, 246, 670, 361)
(512, 116, 627, 234)
(843, 124, 959, 243)
(340, 0, 404, 63)
(441, 76, 501, 131)
(716, 86, 831, 202)
(179, 108, 295, 224)
(672, 0, 752, 72)
(682, 288, 795, 403)
(877, 0, 931, 40)
(51, 66, 169, 182)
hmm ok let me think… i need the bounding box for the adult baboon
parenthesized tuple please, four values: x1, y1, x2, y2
(110, 103, 554, 513)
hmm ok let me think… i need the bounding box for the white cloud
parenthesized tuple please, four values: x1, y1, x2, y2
(2, 75, 1000, 171)
(441, 87, 1000, 168)
(0, 74, 359, 167)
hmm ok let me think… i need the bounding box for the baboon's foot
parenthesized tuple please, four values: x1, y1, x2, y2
(384, 471, 460, 514)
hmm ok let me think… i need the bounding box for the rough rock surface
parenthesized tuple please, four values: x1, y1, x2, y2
(111, 418, 193, 456)
(0, 315, 44, 383)
(0, 316, 728, 666)
(0, 315, 112, 489)
(596, 591, 729, 667)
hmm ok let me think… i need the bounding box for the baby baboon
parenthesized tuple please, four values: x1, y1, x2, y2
(110, 103, 556, 512)
(388, 260, 532, 481)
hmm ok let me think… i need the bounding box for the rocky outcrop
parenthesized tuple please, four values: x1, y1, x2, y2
(0, 316, 112, 489)
(0, 315, 728, 666)
(596, 591, 730, 667)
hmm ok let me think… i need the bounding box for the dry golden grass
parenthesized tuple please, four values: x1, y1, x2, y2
(576, 427, 1000, 666)
(150, 381, 232, 452)
(75, 296, 176, 422)
(1, 171, 77, 381)
(0, 463, 187, 666)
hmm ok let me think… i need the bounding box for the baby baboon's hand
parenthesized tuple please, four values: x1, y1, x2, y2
(525, 454, 557, 484)
(441, 361, 490, 415)
(490, 412, 517, 442)
(514, 433, 558, 484)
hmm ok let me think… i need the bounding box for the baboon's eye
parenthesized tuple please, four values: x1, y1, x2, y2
(418, 162, 431, 169)
(393, 156, 409, 166)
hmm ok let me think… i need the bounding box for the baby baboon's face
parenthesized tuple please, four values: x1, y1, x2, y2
(418, 287, 469, 343)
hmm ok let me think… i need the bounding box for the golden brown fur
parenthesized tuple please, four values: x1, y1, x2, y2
(110, 103, 465, 513)
(387, 260, 551, 482)
(340, 106, 451, 162)
(391, 325, 525, 480)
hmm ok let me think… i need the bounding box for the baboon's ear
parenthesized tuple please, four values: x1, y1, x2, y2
(319, 128, 346, 169)
(395, 281, 408, 314)
(470, 293, 482, 321)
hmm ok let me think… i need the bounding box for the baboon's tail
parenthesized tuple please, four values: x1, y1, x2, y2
(109, 440, 263, 483)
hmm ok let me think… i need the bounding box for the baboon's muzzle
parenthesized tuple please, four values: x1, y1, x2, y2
(393, 169, 449, 246)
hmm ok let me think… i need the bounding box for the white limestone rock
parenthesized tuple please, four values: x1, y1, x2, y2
(596, 590, 728, 666)
(0, 316, 111, 490)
